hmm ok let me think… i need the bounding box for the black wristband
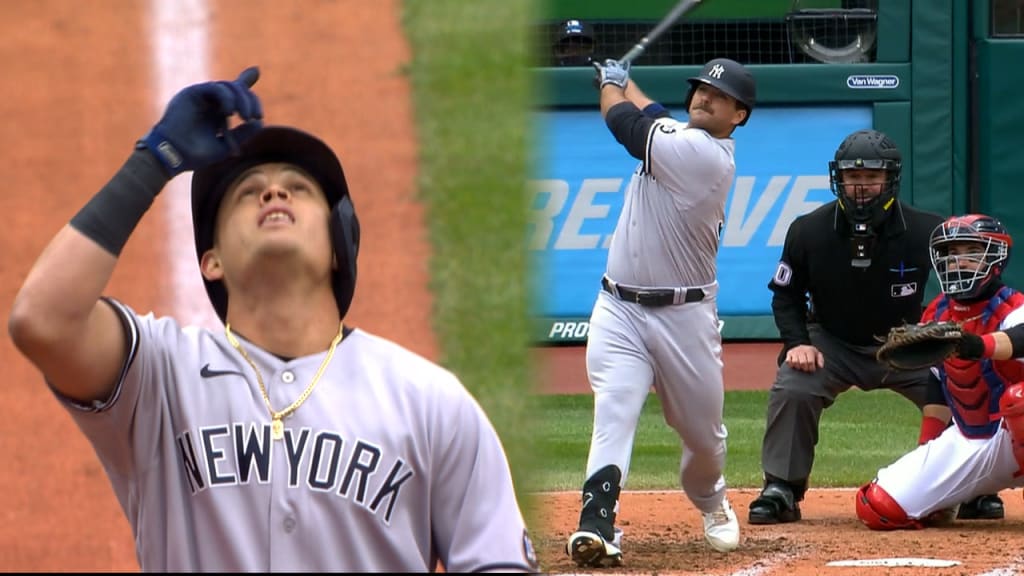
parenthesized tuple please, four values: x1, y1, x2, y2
(956, 332, 985, 360)
(69, 149, 169, 256)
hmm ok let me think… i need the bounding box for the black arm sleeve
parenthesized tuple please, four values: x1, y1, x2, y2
(925, 369, 947, 405)
(1005, 323, 1024, 359)
(771, 292, 812, 362)
(605, 101, 657, 161)
(769, 222, 812, 362)
(69, 149, 169, 256)
(642, 102, 673, 119)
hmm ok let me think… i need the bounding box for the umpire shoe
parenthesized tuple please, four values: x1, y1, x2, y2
(956, 493, 1005, 520)
(566, 528, 623, 567)
(748, 483, 802, 525)
(703, 497, 740, 552)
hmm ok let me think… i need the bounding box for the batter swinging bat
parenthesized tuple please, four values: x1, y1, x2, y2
(619, 0, 704, 65)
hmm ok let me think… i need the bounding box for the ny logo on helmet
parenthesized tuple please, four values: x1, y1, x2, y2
(708, 64, 725, 79)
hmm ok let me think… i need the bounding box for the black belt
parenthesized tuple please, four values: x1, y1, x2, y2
(601, 276, 705, 307)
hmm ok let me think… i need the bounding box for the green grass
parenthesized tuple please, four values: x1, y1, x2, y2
(535, 388, 924, 491)
(400, 0, 541, 510)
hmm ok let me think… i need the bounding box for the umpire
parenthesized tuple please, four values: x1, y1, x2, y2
(748, 129, 1005, 524)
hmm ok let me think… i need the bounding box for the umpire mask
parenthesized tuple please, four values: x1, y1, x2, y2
(829, 129, 902, 232)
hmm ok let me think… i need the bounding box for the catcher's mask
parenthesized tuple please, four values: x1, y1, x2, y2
(829, 129, 901, 232)
(190, 125, 360, 324)
(929, 214, 1012, 301)
(684, 58, 757, 126)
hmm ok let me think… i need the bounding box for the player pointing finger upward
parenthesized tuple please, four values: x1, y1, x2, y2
(8, 67, 538, 573)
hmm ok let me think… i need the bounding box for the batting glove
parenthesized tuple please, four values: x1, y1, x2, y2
(592, 59, 630, 90)
(138, 66, 265, 177)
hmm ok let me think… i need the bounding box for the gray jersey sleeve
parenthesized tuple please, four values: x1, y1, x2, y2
(51, 297, 164, 476)
(429, 373, 538, 572)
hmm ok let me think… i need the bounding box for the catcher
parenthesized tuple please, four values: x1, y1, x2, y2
(857, 214, 1024, 529)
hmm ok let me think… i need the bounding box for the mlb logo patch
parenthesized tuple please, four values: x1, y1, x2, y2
(891, 282, 917, 297)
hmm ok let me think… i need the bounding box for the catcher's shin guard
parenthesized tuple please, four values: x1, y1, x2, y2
(577, 464, 622, 540)
(855, 482, 922, 530)
(997, 382, 1024, 476)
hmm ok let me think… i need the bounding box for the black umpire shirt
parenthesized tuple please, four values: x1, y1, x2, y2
(768, 200, 944, 357)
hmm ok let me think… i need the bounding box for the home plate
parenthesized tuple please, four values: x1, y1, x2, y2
(827, 558, 961, 568)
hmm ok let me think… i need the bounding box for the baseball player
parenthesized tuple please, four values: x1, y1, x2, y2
(565, 57, 756, 568)
(8, 66, 538, 573)
(857, 214, 1024, 529)
(552, 19, 596, 67)
(748, 130, 1005, 525)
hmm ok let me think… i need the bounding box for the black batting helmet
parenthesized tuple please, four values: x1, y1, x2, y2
(929, 214, 1012, 301)
(553, 19, 595, 66)
(555, 19, 594, 43)
(190, 125, 360, 323)
(684, 58, 757, 126)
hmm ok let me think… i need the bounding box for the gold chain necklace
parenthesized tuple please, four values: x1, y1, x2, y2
(224, 321, 345, 440)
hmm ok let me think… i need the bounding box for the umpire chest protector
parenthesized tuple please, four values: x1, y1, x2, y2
(190, 126, 360, 322)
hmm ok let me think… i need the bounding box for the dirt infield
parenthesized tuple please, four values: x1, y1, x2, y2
(536, 488, 1024, 576)
(536, 345, 1024, 575)
(1, 1, 426, 571)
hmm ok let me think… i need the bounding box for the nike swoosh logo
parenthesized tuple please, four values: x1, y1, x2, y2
(200, 364, 246, 379)
(582, 492, 594, 509)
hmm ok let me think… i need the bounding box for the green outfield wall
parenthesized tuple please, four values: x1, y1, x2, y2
(533, 0, 1019, 344)
(540, 0, 837, 21)
(974, 2, 1024, 291)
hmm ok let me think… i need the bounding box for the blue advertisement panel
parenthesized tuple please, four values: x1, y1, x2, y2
(530, 105, 872, 318)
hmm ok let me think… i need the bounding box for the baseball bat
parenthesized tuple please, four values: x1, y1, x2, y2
(619, 0, 704, 65)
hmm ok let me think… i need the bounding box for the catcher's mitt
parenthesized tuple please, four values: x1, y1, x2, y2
(875, 321, 964, 371)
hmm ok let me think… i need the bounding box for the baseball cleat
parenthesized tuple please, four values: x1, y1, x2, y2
(703, 498, 740, 552)
(566, 530, 623, 567)
(956, 494, 1004, 520)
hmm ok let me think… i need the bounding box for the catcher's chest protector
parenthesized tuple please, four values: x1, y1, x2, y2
(930, 288, 1024, 437)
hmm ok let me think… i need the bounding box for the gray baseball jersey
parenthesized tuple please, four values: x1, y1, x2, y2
(586, 117, 735, 513)
(604, 119, 733, 287)
(54, 298, 537, 573)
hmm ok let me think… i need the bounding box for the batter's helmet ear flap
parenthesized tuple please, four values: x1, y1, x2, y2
(329, 196, 360, 319)
(734, 105, 749, 127)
